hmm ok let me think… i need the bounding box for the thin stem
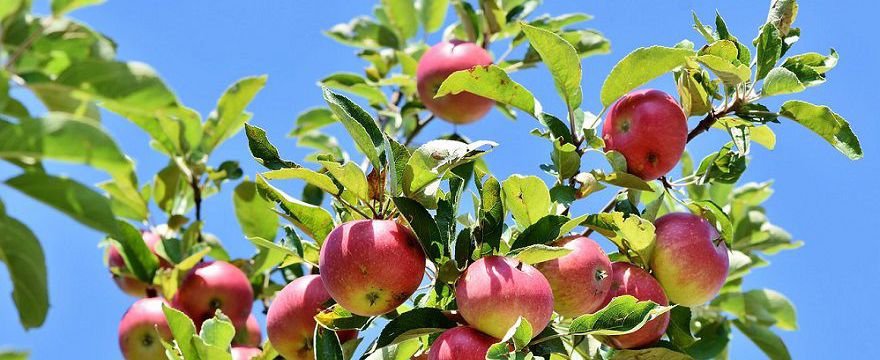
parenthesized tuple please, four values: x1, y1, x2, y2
(334, 195, 372, 219)
(404, 114, 435, 146)
(3, 18, 53, 71)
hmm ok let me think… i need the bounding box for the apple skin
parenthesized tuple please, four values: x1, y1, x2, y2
(118, 297, 173, 360)
(535, 236, 613, 318)
(320, 220, 426, 316)
(108, 231, 169, 297)
(651, 212, 729, 306)
(416, 40, 494, 124)
(602, 89, 688, 180)
(598, 262, 670, 349)
(231, 346, 262, 360)
(455, 256, 554, 339)
(266, 275, 358, 360)
(173, 261, 254, 329)
(233, 313, 262, 347)
(428, 326, 497, 360)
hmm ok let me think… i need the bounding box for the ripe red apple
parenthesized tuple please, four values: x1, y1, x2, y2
(428, 326, 497, 360)
(108, 231, 170, 297)
(173, 261, 253, 329)
(416, 40, 494, 124)
(602, 89, 688, 180)
(231, 346, 261, 360)
(651, 212, 729, 306)
(599, 262, 670, 349)
(535, 236, 613, 317)
(266, 275, 357, 360)
(233, 313, 262, 347)
(455, 256, 554, 339)
(118, 297, 173, 360)
(320, 220, 426, 316)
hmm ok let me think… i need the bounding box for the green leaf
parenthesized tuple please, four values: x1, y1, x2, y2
(244, 124, 298, 170)
(582, 212, 656, 266)
(162, 303, 199, 360)
(666, 306, 696, 349)
(685, 200, 733, 246)
(520, 22, 582, 109)
(610, 348, 693, 360)
(201, 75, 267, 153)
(590, 169, 653, 191)
(566, 295, 673, 336)
(256, 175, 335, 244)
(381, 0, 419, 40)
(233, 180, 279, 241)
(261, 168, 339, 195)
(755, 23, 783, 81)
(315, 304, 372, 331)
(392, 197, 444, 264)
(97, 180, 148, 221)
(766, 0, 798, 36)
(489, 317, 532, 356)
(385, 135, 411, 196)
(713, 289, 797, 330)
(778, 100, 862, 160)
(761, 67, 804, 96)
(476, 176, 504, 252)
(600, 46, 694, 106)
(111, 220, 160, 283)
(696, 54, 750, 86)
(436, 65, 541, 118)
(5, 173, 117, 234)
(551, 140, 580, 179)
(510, 215, 569, 251)
(322, 88, 386, 169)
(51, 0, 104, 16)
(733, 320, 791, 360)
(324, 16, 400, 49)
(50, 59, 179, 113)
(320, 73, 387, 106)
(319, 161, 370, 201)
(0, 350, 29, 360)
(372, 308, 457, 349)
(404, 140, 496, 207)
(290, 107, 338, 137)
(199, 312, 236, 349)
(501, 175, 550, 228)
(418, 0, 449, 33)
(509, 244, 572, 265)
(0, 0, 24, 20)
(364, 339, 420, 360)
(782, 49, 838, 74)
(0, 211, 48, 329)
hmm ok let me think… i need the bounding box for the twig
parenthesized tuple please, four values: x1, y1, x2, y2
(3, 18, 53, 71)
(404, 115, 435, 146)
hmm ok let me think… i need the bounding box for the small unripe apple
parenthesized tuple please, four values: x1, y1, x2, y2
(455, 256, 554, 339)
(231, 346, 262, 360)
(651, 212, 729, 306)
(233, 313, 262, 347)
(416, 40, 494, 124)
(320, 220, 426, 316)
(108, 231, 169, 297)
(118, 297, 173, 360)
(173, 261, 253, 329)
(535, 236, 613, 317)
(266, 275, 357, 360)
(602, 89, 687, 180)
(599, 262, 670, 349)
(428, 326, 497, 360)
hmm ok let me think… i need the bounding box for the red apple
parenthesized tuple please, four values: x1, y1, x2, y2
(455, 256, 554, 339)
(266, 275, 358, 360)
(428, 326, 497, 360)
(599, 262, 670, 349)
(651, 212, 729, 306)
(233, 313, 262, 347)
(416, 40, 494, 124)
(108, 231, 169, 297)
(231, 346, 262, 360)
(173, 261, 253, 328)
(602, 89, 687, 180)
(320, 220, 426, 316)
(535, 236, 613, 317)
(118, 297, 173, 360)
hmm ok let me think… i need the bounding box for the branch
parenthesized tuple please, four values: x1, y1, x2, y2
(404, 115, 435, 146)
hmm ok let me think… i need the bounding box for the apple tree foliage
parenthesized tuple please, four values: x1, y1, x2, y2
(0, 0, 863, 359)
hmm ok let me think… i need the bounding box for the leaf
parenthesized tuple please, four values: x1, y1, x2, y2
(488, 317, 532, 356)
(404, 140, 496, 207)
(381, 0, 419, 40)
(761, 67, 805, 96)
(582, 212, 655, 266)
(502, 175, 550, 228)
(234, 180, 279, 241)
(385, 135, 411, 196)
(733, 320, 791, 360)
(315, 304, 371, 331)
(590, 169, 653, 191)
(782, 49, 838, 74)
(199, 312, 236, 349)
(551, 140, 580, 179)
(320, 73, 387, 106)
(162, 303, 199, 360)
(290, 107, 338, 137)
(685, 200, 733, 246)
(261, 168, 339, 195)
(755, 23, 783, 81)
(323, 88, 386, 168)
(244, 124, 298, 170)
(611, 348, 693, 360)
(372, 308, 457, 349)
(766, 0, 798, 36)
(778, 100, 862, 160)
(392, 197, 444, 263)
(476, 176, 504, 252)
(5, 173, 118, 234)
(600, 46, 694, 106)
(666, 306, 695, 349)
(510, 215, 569, 251)
(520, 22, 582, 109)
(200, 75, 267, 153)
(320, 161, 370, 201)
(713, 289, 797, 330)
(324, 16, 400, 49)
(418, 0, 449, 33)
(112, 220, 160, 283)
(509, 244, 572, 265)
(0, 211, 48, 329)
(696, 54, 750, 86)
(256, 176, 335, 244)
(51, 0, 104, 15)
(49, 59, 179, 113)
(436, 65, 541, 118)
(364, 338, 421, 360)
(566, 295, 673, 336)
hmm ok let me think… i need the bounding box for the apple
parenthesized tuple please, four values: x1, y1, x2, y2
(416, 40, 494, 124)
(598, 262, 670, 349)
(231, 346, 262, 360)
(118, 297, 172, 360)
(602, 89, 688, 180)
(320, 220, 426, 316)
(107, 231, 169, 297)
(173, 261, 253, 328)
(266, 274, 358, 360)
(651, 212, 729, 306)
(233, 313, 262, 347)
(535, 236, 613, 317)
(428, 326, 497, 360)
(455, 256, 554, 339)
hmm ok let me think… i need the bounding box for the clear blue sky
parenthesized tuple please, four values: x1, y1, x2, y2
(1, 1, 877, 359)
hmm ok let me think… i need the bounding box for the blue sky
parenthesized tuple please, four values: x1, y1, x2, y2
(1, 1, 878, 359)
